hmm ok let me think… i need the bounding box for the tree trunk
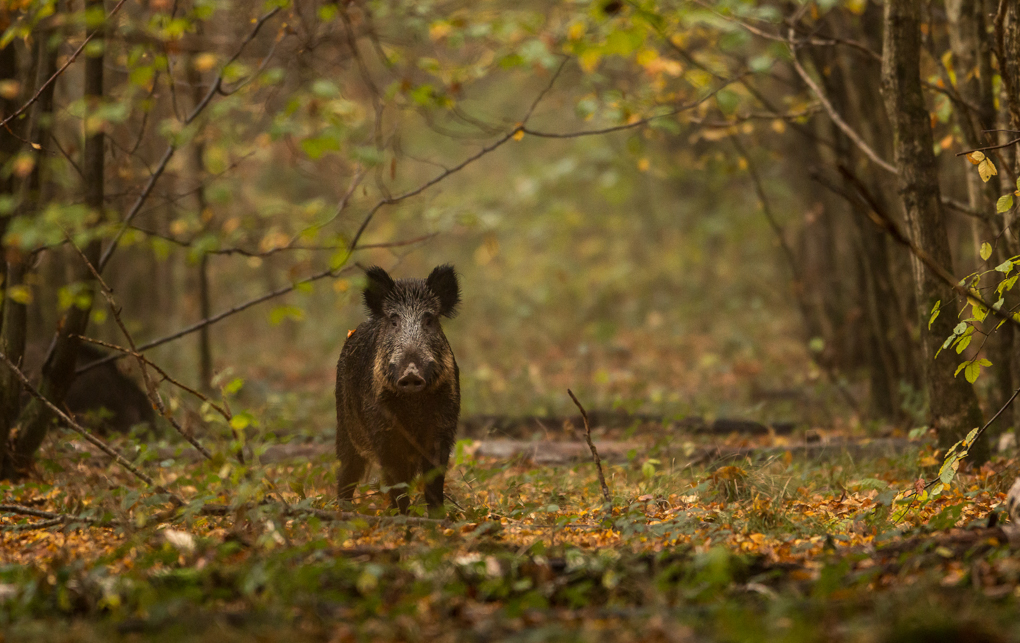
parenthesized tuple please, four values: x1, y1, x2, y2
(9, 0, 105, 476)
(997, 0, 1020, 443)
(0, 34, 22, 475)
(946, 0, 1016, 438)
(187, 50, 214, 392)
(881, 0, 987, 461)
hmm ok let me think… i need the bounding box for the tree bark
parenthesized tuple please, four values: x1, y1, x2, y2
(881, 0, 987, 461)
(9, 0, 105, 476)
(187, 50, 214, 392)
(996, 0, 1020, 442)
(946, 0, 1016, 436)
(0, 32, 22, 476)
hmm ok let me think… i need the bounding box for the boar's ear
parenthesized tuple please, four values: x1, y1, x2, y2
(363, 266, 395, 317)
(426, 264, 460, 318)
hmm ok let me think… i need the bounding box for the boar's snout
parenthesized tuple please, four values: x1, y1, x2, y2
(396, 361, 427, 393)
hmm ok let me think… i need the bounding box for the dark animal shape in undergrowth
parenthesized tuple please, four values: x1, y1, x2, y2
(66, 343, 156, 436)
(335, 264, 461, 514)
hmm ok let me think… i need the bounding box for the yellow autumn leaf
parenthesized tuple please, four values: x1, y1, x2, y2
(579, 49, 601, 73)
(512, 128, 524, 141)
(0, 80, 19, 99)
(568, 22, 585, 41)
(966, 151, 985, 165)
(429, 21, 452, 41)
(193, 52, 217, 72)
(637, 158, 650, 172)
(979, 157, 997, 182)
(635, 48, 658, 68)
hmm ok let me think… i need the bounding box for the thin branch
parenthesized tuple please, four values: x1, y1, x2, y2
(955, 136, 1020, 157)
(789, 52, 897, 175)
(0, 350, 184, 506)
(98, 6, 283, 272)
(0, 0, 130, 130)
(521, 79, 737, 140)
(836, 165, 1020, 333)
(78, 264, 359, 374)
(568, 389, 612, 509)
(77, 336, 230, 423)
(66, 235, 217, 462)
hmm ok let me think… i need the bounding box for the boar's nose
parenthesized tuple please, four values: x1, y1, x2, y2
(397, 363, 426, 393)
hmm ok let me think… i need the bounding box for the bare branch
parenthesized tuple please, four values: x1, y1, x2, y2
(0, 0, 130, 130)
(0, 350, 184, 506)
(568, 389, 612, 509)
(98, 7, 283, 272)
(789, 52, 897, 175)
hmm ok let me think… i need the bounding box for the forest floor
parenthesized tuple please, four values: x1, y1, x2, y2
(4, 409, 1020, 642)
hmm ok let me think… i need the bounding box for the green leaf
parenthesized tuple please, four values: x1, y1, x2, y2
(269, 305, 304, 325)
(230, 412, 256, 431)
(964, 360, 982, 383)
(972, 302, 988, 322)
(955, 360, 970, 377)
(997, 194, 1014, 213)
(995, 260, 1014, 274)
(998, 275, 1018, 295)
(963, 426, 981, 447)
(939, 456, 960, 486)
(955, 334, 972, 353)
(223, 378, 244, 395)
(928, 300, 941, 330)
(980, 242, 993, 261)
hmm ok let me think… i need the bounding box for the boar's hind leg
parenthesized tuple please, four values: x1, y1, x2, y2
(381, 463, 416, 514)
(337, 454, 366, 502)
(336, 430, 367, 502)
(423, 434, 455, 511)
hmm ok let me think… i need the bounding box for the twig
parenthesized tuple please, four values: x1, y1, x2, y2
(567, 389, 612, 509)
(733, 136, 861, 415)
(0, 504, 105, 532)
(98, 7, 283, 272)
(837, 166, 1020, 334)
(0, 351, 184, 506)
(904, 383, 1020, 499)
(76, 336, 230, 423)
(788, 50, 897, 175)
(65, 233, 219, 463)
(77, 264, 358, 374)
(955, 137, 1020, 157)
(0, 0, 129, 130)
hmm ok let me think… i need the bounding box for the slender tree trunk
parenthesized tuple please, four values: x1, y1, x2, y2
(881, 0, 987, 461)
(946, 0, 1016, 436)
(9, 0, 105, 475)
(0, 35, 22, 475)
(997, 0, 1020, 442)
(187, 52, 214, 392)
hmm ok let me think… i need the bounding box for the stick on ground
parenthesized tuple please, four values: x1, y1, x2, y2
(568, 389, 612, 509)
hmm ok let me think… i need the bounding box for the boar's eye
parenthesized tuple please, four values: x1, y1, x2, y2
(422, 312, 435, 327)
(389, 313, 399, 328)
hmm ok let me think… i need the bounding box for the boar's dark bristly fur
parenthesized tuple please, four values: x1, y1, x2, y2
(335, 264, 461, 514)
